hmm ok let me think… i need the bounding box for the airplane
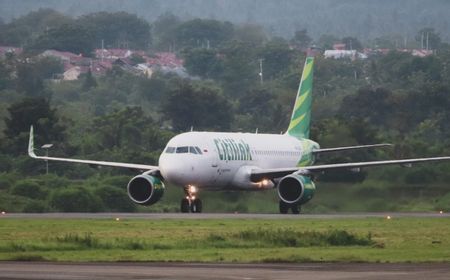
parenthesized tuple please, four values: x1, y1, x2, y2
(28, 56, 450, 214)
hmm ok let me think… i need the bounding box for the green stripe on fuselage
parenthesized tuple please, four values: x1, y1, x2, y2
(297, 139, 320, 167)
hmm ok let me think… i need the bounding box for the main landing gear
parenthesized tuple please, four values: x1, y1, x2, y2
(279, 200, 301, 214)
(181, 185, 203, 213)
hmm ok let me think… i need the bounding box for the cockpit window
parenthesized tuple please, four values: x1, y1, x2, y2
(189, 146, 198, 154)
(170, 146, 203, 155)
(188, 146, 202, 154)
(176, 146, 189, 153)
(194, 147, 202, 154)
(165, 146, 175, 153)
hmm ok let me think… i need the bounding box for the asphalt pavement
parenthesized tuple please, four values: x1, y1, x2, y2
(0, 262, 449, 280)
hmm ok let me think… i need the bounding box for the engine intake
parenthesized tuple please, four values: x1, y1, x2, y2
(127, 174, 165, 205)
(277, 174, 315, 205)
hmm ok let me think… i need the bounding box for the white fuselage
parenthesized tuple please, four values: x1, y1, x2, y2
(158, 132, 319, 191)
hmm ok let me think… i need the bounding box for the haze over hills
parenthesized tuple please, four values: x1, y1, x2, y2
(0, 0, 449, 42)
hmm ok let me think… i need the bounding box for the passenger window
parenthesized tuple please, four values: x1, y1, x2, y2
(176, 146, 189, 153)
(165, 147, 175, 153)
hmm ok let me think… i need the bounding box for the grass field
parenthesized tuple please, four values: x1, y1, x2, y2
(0, 217, 449, 263)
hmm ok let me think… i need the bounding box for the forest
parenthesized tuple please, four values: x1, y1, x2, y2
(1, 0, 450, 42)
(1, 8, 450, 213)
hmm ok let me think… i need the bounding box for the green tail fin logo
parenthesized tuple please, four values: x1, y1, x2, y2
(286, 56, 314, 139)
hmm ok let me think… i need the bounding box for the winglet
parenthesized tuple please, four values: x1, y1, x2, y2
(28, 126, 37, 158)
(26, 125, 159, 171)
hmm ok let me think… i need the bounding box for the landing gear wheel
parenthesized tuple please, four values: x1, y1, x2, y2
(279, 200, 289, 214)
(279, 200, 301, 214)
(191, 199, 203, 213)
(291, 204, 300, 214)
(181, 198, 190, 213)
(181, 185, 202, 213)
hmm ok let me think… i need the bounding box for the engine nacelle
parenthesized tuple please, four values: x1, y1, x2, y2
(277, 174, 315, 205)
(127, 174, 165, 206)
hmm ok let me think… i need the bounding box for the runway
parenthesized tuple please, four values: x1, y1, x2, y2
(0, 262, 449, 280)
(1, 212, 449, 219)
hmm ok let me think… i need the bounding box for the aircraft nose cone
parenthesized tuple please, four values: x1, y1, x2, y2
(159, 155, 194, 185)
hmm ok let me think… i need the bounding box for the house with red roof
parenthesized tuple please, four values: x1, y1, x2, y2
(0, 46, 23, 57)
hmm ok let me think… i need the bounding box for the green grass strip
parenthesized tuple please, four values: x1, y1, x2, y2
(0, 217, 448, 263)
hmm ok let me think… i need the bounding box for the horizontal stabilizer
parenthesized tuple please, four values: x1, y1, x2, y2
(313, 143, 392, 154)
(250, 155, 450, 182)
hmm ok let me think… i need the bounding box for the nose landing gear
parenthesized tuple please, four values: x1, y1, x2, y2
(181, 185, 203, 213)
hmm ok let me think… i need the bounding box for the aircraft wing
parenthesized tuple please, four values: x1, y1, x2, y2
(28, 126, 158, 171)
(313, 143, 392, 154)
(250, 156, 450, 182)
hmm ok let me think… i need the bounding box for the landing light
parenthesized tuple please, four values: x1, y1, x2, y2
(386, 215, 392, 220)
(1, 211, 5, 215)
(189, 185, 197, 194)
(258, 179, 270, 188)
(115, 217, 120, 221)
(439, 210, 444, 214)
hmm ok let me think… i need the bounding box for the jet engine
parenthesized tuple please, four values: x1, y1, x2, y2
(127, 174, 165, 205)
(277, 174, 315, 205)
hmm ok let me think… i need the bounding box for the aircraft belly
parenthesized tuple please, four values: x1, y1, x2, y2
(214, 162, 240, 187)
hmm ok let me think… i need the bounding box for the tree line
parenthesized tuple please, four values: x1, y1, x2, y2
(1, 10, 450, 213)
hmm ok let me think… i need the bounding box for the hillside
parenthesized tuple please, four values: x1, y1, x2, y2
(0, 0, 449, 41)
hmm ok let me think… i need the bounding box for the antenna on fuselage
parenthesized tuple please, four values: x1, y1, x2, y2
(190, 126, 194, 132)
(255, 128, 258, 134)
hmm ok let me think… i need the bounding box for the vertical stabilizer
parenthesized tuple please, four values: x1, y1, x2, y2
(286, 57, 314, 139)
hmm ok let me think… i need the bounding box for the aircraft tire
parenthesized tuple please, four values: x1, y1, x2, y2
(291, 204, 300, 214)
(279, 200, 289, 214)
(191, 199, 203, 213)
(181, 198, 190, 213)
